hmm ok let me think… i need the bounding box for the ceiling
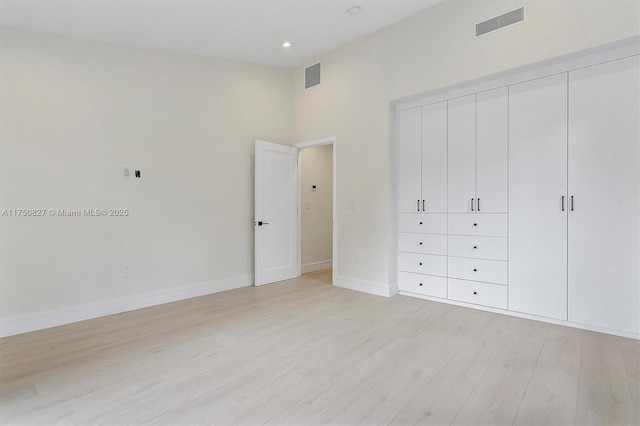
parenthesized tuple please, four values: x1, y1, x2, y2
(0, 0, 444, 68)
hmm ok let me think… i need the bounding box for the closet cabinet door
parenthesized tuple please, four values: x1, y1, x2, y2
(568, 56, 640, 334)
(421, 102, 448, 213)
(476, 87, 508, 213)
(448, 95, 476, 213)
(508, 74, 568, 320)
(398, 107, 422, 213)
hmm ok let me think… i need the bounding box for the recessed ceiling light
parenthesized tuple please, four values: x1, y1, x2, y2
(347, 6, 362, 16)
(282, 41, 292, 48)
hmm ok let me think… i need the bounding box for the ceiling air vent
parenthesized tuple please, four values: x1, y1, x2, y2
(476, 7, 525, 37)
(305, 63, 321, 89)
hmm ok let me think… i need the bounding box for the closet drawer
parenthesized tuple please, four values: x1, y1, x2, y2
(398, 272, 447, 298)
(398, 252, 447, 276)
(448, 278, 507, 309)
(398, 214, 447, 234)
(398, 233, 447, 255)
(448, 235, 507, 261)
(448, 214, 507, 237)
(448, 257, 507, 285)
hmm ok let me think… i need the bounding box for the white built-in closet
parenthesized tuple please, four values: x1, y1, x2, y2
(396, 42, 639, 337)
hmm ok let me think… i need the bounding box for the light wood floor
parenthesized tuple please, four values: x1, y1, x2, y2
(1, 270, 638, 425)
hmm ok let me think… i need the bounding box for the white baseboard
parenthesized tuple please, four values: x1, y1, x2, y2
(0, 275, 253, 338)
(334, 276, 395, 298)
(301, 260, 332, 274)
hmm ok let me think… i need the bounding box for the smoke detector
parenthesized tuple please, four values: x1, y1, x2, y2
(347, 6, 362, 16)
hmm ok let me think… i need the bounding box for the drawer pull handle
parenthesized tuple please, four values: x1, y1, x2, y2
(473, 246, 478, 249)
(473, 268, 477, 272)
(419, 222, 423, 225)
(419, 242, 423, 245)
(419, 263, 423, 266)
(473, 223, 478, 227)
(473, 291, 478, 295)
(419, 283, 423, 286)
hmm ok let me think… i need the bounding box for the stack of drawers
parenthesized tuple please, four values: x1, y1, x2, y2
(447, 214, 508, 309)
(397, 213, 508, 310)
(397, 214, 448, 298)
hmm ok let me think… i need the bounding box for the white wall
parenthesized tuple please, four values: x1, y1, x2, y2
(289, 0, 639, 292)
(0, 28, 292, 323)
(300, 145, 333, 271)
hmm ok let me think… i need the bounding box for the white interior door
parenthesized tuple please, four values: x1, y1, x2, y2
(255, 140, 298, 286)
(398, 107, 422, 213)
(508, 73, 568, 320)
(448, 94, 477, 213)
(421, 101, 448, 213)
(568, 56, 640, 334)
(476, 87, 508, 213)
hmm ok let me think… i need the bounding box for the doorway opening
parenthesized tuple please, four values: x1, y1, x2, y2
(294, 137, 337, 286)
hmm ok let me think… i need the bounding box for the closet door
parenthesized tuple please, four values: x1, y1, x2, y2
(421, 102, 448, 213)
(508, 74, 568, 320)
(476, 87, 508, 213)
(448, 95, 476, 213)
(398, 107, 422, 213)
(568, 55, 640, 334)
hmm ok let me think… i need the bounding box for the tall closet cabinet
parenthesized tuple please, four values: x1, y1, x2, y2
(397, 46, 639, 337)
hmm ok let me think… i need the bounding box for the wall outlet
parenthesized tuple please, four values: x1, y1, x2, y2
(122, 264, 131, 278)
(124, 167, 131, 178)
(354, 254, 361, 264)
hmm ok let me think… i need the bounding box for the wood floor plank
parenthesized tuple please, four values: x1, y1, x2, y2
(274, 306, 493, 425)
(621, 337, 640, 423)
(575, 331, 637, 425)
(388, 312, 521, 425)
(449, 319, 549, 426)
(513, 324, 583, 426)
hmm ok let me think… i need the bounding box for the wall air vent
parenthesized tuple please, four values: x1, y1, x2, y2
(305, 63, 321, 89)
(476, 7, 525, 37)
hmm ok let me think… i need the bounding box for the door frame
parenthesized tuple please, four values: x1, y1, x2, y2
(293, 136, 337, 286)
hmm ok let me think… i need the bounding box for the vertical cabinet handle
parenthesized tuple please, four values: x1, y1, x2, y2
(571, 196, 575, 211)
(417, 200, 420, 212)
(471, 198, 475, 212)
(561, 196, 565, 211)
(477, 198, 481, 212)
(422, 199, 425, 212)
